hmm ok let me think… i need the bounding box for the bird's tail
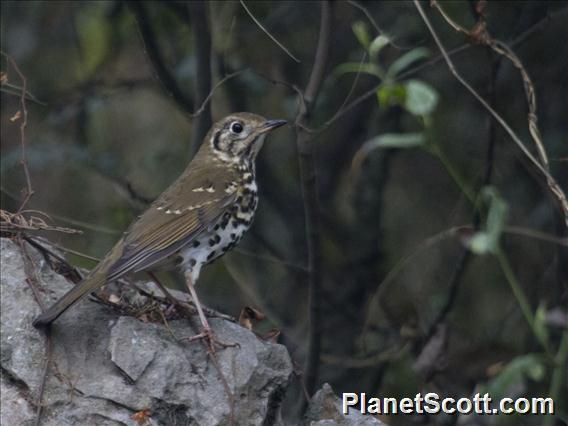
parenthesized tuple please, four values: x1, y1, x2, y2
(32, 272, 106, 327)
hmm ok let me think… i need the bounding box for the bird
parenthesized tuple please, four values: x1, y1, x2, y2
(33, 112, 287, 343)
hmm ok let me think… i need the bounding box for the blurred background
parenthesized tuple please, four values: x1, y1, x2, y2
(1, 1, 567, 425)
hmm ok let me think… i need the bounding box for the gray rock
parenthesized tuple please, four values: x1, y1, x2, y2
(302, 383, 385, 426)
(0, 238, 292, 426)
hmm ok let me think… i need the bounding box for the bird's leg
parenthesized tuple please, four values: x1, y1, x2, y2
(147, 272, 235, 321)
(181, 273, 238, 352)
(186, 275, 211, 333)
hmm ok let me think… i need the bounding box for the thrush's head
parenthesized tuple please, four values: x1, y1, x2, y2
(207, 112, 286, 164)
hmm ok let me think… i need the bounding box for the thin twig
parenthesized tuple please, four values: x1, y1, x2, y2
(1, 52, 33, 211)
(23, 236, 84, 284)
(431, 1, 549, 168)
(188, 70, 247, 118)
(294, 0, 332, 401)
(128, 1, 194, 113)
(347, 0, 384, 35)
(420, 3, 498, 355)
(334, 52, 368, 115)
(414, 0, 568, 229)
(35, 239, 100, 263)
(187, 1, 213, 158)
(308, 8, 563, 134)
(0, 81, 46, 105)
(504, 226, 568, 247)
(362, 227, 459, 336)
(311, 43, 470, 133)
(347, 0, 409, 50)
(422, 249, 470, 346)
(239, 0, 301, 63)
(0, 209, 81, 235)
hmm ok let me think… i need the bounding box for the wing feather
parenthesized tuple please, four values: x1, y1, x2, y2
(106, 162, 238, 280)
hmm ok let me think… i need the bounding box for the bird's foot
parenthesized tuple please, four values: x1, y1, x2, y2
(180, 326, 240, 353)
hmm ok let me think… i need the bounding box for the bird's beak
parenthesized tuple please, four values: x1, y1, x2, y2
(260, 119, 287, 133)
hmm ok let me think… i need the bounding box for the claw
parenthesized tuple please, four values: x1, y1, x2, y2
(180, 327, 239, 353)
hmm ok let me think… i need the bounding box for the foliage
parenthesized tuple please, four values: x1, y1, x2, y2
(1, 1, 567, 425)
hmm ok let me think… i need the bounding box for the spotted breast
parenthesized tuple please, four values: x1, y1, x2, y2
(178, 164, 258, 284)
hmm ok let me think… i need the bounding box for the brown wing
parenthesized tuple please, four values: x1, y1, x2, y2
(106, 161, 239, 280)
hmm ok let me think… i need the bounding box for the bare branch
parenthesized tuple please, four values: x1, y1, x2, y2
(128, 1, 194, 113)
(414, 0, 568, 229)
(294, 0, 332, 400)
(1, 52, 33, 212)
(347, 0, 409, 50)
(239, 0, 301, 63)
(308, 7, 563, 134)
(431, 0, 548, 167)
(0, 209, 81, 235)
(189, 70, 247, 118)
(188, 1, 213, 158)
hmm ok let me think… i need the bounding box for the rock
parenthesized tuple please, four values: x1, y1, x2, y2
(0, 238, 292, 426)
(302, 383, 385, 425)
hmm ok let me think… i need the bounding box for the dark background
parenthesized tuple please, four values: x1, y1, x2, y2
(2, 1, 567, 425)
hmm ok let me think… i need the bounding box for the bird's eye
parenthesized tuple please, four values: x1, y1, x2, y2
(230, 122, 243, 134)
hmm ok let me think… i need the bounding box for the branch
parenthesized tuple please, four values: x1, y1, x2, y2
(239, 0, 301, 63)
(1, 52, 33, 212)
(294, 0, 332, 401)
(128, 1, 194, 113)
(187, 1, 213, 158)
(432, 0, 548, 167)
(310, 7, 564, 134)
(413, 0, 568, 230)
(419, 2, 500, 357)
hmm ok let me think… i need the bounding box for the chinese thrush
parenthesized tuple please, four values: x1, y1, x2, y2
(33, 113, 287, 339)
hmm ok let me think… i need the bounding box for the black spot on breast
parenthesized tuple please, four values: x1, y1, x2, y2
(207, 250, 216, 261)
(189, 258, 197, 267)
(192, 240, 201, 248)
(214, 234, 221, 244)
(209, 238, 216, 247)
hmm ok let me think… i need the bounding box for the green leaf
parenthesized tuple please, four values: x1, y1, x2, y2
(369, 35, 390, 58)
(352, 21, 370, 49)
(468, 187, 509, 254)
(484, 354, 546, 398)
(75, 3, 112, 79)
(387, 47, 431, 78)
(376, 83, 406, 108)
(533, 303, 550, 348)
(351, 133, 426, 175)
(334, 62, 383, 78)
(364, 133, 425, 150)
(404, 80, 439, 116)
